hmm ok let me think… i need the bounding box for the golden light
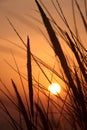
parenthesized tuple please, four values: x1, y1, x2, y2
(48, 83, 61, 95)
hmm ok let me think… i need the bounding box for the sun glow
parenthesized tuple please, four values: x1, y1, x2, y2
(48, 83, 61, 95)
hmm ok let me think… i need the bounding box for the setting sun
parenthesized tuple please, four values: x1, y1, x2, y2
(48, 83, 61, 95)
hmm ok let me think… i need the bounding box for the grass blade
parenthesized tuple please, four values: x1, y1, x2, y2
(35, 103, 50, 130)
(6, 17, 27, 47)
(35, 0, 78, 100)
(66, 32, 87, 83)
(0, 101, 18, 130)
(27, 36, 34, 118)
(74, 0, 87, 32)
(11, 79, 32, 130)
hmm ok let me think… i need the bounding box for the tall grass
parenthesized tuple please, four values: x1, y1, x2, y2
(0, 0, 87, 130)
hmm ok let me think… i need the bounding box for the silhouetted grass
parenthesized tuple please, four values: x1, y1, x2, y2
(27, 36, 34, 118)
(0, 0, 87, 130)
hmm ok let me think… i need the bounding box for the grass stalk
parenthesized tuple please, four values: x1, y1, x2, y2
(11, 79, 32, 130)
(74, 0, 87, 32)
(27, 36, 34, 118)
(35, 0, 78, 103)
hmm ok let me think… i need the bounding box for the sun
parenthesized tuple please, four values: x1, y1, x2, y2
(48, 83, 61, 95)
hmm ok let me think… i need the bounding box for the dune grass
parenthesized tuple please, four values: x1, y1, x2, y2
(0, 0, 87, 130)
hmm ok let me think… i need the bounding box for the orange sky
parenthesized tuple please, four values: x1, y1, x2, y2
(0, 1, 87, 129)
(0, 0, 87, 97)
(0, 0, 86, 77)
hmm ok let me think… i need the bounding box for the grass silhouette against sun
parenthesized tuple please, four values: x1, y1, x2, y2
(48, 83, 61, 95)
(0, 0, 87, 130)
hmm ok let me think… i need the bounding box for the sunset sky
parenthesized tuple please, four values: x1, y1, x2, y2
(0, 0, 86, 83)
(0, 0, 54, 83)
(0, 0, 87, 129)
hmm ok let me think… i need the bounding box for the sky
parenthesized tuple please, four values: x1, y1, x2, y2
(0, 0, 86, 82)
(0, 1, 57, 129)
(0, 0, 87, 129)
